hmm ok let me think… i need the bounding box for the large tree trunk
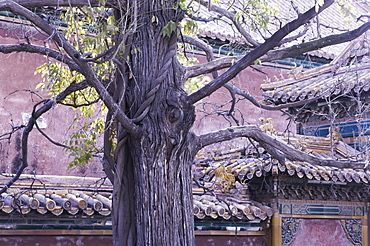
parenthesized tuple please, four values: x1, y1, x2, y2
(111, 1, 196, 245)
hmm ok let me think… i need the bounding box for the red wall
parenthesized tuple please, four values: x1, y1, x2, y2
(290, 219, 353, 246)
(0, 235, 113, 246)
(0, 22, 103, 177)
(0, 234, 268, 246)
(195, 235, 268, 246)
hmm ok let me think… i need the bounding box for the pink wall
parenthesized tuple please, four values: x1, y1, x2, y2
(0, 235, 113, 246)
(191, 54, 294, 152)
(290, 219, 353, 246)
(195, 235, 268, 246)
(0, 23, 103, 177)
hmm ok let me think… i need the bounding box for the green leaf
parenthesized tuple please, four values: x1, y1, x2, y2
(161, 20, 177, 37)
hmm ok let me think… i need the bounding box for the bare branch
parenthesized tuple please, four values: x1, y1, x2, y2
(180, 34, 215, 63)
(0, 125, 24, 141)
(180, 34, 218, 79)
(261, 21, 370, 62)
(35, 122, 70, 149)
(0, 80, 90, 193)
(197, 125, 365, 169)
(186, 56, 242, 79)
(278, 24, 309, 45)
(11, 0, 115, 7)
(0, 44, 81, 72)
(188, 0, 334, 104)
(0, 0, 139, 135)
(197, 0, 260, 47)
(185, 20, 370, 80)
(185, 12, 221, 23)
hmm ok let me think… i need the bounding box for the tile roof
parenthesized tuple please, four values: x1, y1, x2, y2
(194, 131, 368, 185)
(193, 189, 273, 221)
(192, 0, 369, 59)
(261, 32, 370, 105)
(0, 174, 272, 222)
(0, 175, 112, 218)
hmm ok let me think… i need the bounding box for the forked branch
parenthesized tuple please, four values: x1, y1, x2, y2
(185, 21, 370, 79)
(187, 0, 334, 104)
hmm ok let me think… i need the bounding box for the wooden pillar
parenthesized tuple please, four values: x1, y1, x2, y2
(271, 213, 282, 246)
(364, 207, 369, 246)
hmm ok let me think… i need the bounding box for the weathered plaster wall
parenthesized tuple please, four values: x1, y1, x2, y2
(191, 54, 294, 151)
(290, 219, 353, 246)
(0, 235, 113, 246)
(195, 235, 268, 246)
(0, 23, 103, 177)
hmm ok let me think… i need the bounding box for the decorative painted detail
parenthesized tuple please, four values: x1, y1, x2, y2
(341, 219, 362, 246)
(355, 207, 363, 216)
(276, 184, 369, 202)
(280, 202, 364, 216)
(281, 204, 292, 214)
(282, 218, 302, 245)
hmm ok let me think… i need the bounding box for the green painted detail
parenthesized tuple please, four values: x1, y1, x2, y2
(194, 218, 263, 231)
(305, 205, 341, 215)
(280, 203, 364, 216)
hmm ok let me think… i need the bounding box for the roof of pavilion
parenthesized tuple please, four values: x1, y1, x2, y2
(191, 0, 370, 59)
(0, 173, 273, 223)
(193, 127, 368, 186)
(260, 32, 370, 106)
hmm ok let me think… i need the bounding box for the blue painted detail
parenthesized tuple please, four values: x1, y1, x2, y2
(305, 205, 342, 215)
(302, 120, 370, 138)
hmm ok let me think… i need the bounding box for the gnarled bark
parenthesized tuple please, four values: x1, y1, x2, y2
(111, 2, 196, 245)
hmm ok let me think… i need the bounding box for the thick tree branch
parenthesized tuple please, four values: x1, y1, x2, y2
(0, 0, 139, 135)
(186, 21, 370, 79)
(185, 56, 242, 79)
(180, 34, 218, 79)
(187, 0, 334, 104)
(197, 125, 365, 169)
(180, 34, 215, 64)
(0, 44, 81, 72)
(262, 21, 370, 61)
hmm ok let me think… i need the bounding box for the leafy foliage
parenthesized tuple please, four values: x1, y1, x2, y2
(177, 45, 211, 94)
(233, 0, 277, 31)
(35, 6, 116, 169)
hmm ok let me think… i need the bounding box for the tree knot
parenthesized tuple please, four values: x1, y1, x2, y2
(167, 106, 182, 124)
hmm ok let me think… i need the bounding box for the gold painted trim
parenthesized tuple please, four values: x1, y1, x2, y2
(362, 215, 368, 246)
(0, 230, 113, 236)
(1, 229, 265, 237)
(277, 199, 366, 206)
(271, 213, 282, 246)
(194, 230, 265, 236)
(279, 214, 364, 219)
